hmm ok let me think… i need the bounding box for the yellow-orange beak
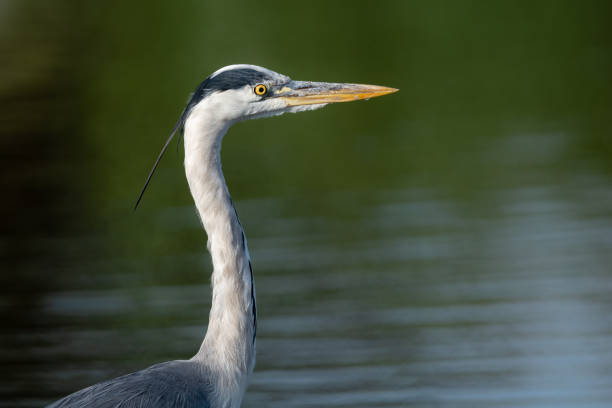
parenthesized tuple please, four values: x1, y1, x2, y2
(276, 80, 398, 106)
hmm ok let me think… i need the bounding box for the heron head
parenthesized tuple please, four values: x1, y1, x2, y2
(183, 64, 398, 123)
(134, 64, 397, 209)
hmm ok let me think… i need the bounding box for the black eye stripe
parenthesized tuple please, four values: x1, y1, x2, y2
(184, 69, 275, 114)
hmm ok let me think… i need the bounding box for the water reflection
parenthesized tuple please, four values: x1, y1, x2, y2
(6, 182, 609, 407)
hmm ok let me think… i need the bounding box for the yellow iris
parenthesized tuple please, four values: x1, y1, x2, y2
(254, 84, 267, 96)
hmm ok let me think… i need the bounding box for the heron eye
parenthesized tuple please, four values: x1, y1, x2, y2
(254, 84, 267, 96)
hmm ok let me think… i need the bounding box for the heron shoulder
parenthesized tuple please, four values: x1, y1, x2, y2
(46, 360, 213, 408)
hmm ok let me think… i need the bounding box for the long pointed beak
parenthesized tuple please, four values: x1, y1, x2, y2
(277, 80, 398, 106)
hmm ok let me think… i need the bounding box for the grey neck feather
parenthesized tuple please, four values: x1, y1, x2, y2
(182, 100, 256, 408)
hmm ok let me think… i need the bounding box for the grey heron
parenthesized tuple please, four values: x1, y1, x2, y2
(47, 64, 397, 408)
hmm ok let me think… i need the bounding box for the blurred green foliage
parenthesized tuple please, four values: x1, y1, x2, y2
(2, 0, 611, 282)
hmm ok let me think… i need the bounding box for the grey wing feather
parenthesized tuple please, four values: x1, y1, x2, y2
(46, 360, 212, 408)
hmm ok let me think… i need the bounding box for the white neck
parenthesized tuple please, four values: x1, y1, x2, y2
(184, 100, 256, 408)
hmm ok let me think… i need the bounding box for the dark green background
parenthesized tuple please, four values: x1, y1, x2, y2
(2, 1, 612, 407)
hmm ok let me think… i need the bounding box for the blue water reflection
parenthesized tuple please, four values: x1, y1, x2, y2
(17, 181, 611, 407)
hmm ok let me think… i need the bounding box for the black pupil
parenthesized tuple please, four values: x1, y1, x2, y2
(258, 86, 264, 94)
